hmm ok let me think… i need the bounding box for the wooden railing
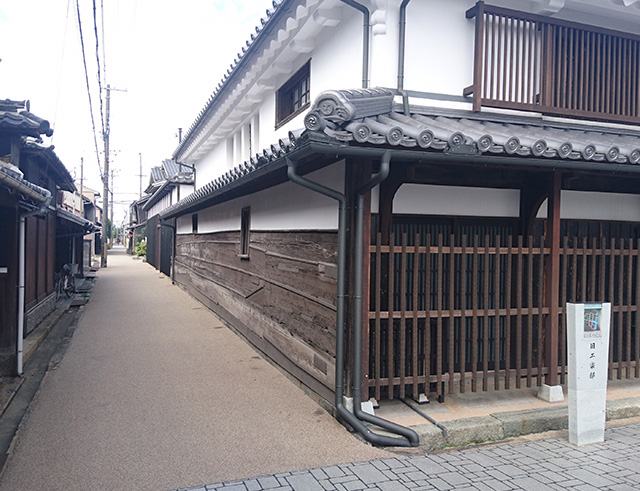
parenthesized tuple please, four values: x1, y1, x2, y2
(465, 2, 640, 125)
(368, 233, 640, 401)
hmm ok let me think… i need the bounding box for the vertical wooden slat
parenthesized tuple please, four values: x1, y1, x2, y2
(567, 26, 574, 109)
(505, 235, 512, 389)
(532, 20, 539, 104)
(587, 31, 593, 112)
(412, 233, 419, 400)
(472, 3, 486, 111)
(515, 19, 522, 103)
(399, 233, 408, 395)
(599, 236, 606, 303)
(483, 234, 490, 391)
(595, 33, 601, 113)
(626, 238, 633, 379)
(490, 13, 496, 100)
(636, 238, 640, 379)
(448, 234, 456, 394)
(497, 14, 504, 101)
(581, 237, 588, 300)
(424, 233, 432, 398)
(560, 236, 568, 385)
(375, 232, 382, 401)
(516, 235, 523, 388)
(590, 235, 597, 301)
(509, 16, 515, 104)
(494, 234, 501, 390)
(617, 239, 624, 380)
(527, 235, 534, 387)
(472, 235, 479, 391)
(537, 234, 544, 387)
(436, 234, 444, 397)
(609, 237, 615, 380)
(387, 232, 395, 399)
(460, 235, 468, 393)
(483, 13, 491, 100)
(572, 236, 578, 305)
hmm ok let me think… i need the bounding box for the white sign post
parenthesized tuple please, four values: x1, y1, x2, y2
(567, 302, 611, 446)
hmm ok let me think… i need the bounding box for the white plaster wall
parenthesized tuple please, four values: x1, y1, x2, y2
(177, 161, 344, 234)
(386, 183, 640, 222)
(194, 141, 229, 191)
(148, 192, 172, 218)
(392, 184, 520, 217)
(537, 191, 640, 221)
(177, 214, 192, 234)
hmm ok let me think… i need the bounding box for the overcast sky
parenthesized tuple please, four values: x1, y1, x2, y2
(0, 0, 274, 225)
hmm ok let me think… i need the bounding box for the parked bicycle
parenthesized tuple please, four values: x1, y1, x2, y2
(55, 264, 75, 301)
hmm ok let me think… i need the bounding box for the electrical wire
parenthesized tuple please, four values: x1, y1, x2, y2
(75, 0, 104, 182)
(92, 0, 105, 139)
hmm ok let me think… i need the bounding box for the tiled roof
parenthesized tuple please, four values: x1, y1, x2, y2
(0, 99, 53, 138)
(173, 0, 289, 160)
(57, 207, 96, 232)
(160, 130, 301, 218)
(150, 166, 166, 183)
(22, 143, 75, 191)
(161, 88, 640, 220)
(0, 163, 51, 205)
(143, 172, 195, 212)
(304, 89, 640, 164)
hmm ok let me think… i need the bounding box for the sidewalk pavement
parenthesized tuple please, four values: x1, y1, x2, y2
(0, 248, 386, 491)
(184, 422, 640, 491)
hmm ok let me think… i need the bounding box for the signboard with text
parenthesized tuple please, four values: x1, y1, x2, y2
(567, 303, 611, 446)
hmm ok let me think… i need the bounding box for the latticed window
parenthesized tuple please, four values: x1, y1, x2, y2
(276, 61, 310, 127)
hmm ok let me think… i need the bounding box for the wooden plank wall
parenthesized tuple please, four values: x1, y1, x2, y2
(174, 231, 338, 400)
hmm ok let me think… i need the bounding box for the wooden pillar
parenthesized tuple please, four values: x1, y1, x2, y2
(544, 171, 562, 387)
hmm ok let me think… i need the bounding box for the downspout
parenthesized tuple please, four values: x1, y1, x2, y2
(17, 203, 49, 376)
(287, 153, 417, 447)
(351, 151, 419, 446)
(397, 0, 411, 90)
(17, 213, 25, 376)
(340, 0, 370, 88)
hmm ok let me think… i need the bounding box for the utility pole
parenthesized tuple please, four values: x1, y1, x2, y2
(138, 152, 143, 198)
(100, 83, 126, 266)
(79, 157, 84, 215)
(101, 84, 110, 268)
(109, 168, 115, 247)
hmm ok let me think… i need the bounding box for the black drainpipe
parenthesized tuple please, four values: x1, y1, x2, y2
(287, 152, 418, 447)
(397, 0, 412, 90)
(340, 0, 370, 88)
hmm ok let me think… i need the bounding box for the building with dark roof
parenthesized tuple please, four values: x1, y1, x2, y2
(0, 99, 89, 375)
(160, 0, 640, 445)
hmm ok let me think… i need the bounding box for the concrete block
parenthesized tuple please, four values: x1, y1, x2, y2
(538, 384, 565, 402)
(606, 397, 640, 421)
(440, 416, 504, 448)
(492, 407, 568, 438)
(412, 423, 446, 452)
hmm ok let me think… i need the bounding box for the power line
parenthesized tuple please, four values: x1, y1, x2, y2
(92, 0, 105, 139)
(75, 0, 103, 182)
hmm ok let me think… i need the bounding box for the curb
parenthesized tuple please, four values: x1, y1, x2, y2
(411, 396, 640, 451)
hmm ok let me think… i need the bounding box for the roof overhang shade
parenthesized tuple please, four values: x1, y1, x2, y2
(57, 208, 96, 235)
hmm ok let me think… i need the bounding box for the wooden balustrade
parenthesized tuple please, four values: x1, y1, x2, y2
(465, 1, 640, 124)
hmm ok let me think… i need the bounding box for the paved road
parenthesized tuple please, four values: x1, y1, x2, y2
(187, 423, 640, 491)
(0, 248, 386, 491)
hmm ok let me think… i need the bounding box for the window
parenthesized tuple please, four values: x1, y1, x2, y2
(275, 61, 310, 128)
(239, 207, 251, 259)
(192, 213, 198, 234)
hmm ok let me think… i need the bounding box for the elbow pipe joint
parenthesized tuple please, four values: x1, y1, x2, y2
(287, 156, 418, 447)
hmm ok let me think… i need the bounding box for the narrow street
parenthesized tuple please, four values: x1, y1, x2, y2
(0, 248, 386, 491)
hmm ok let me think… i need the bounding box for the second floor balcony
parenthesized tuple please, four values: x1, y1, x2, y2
(464, 1, 640, 126)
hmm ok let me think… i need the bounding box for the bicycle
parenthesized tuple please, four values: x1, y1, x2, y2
(55, 264, 75, 301)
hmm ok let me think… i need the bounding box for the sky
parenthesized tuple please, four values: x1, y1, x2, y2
(0, 0, 274, 226)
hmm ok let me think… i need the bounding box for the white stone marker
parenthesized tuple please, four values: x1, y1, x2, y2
(567, 302, 611, 446)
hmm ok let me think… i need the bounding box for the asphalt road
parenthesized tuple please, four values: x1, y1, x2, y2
(0, 248, 386, 491)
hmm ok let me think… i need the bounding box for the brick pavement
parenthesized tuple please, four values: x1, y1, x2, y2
(181, 423, 640, 491)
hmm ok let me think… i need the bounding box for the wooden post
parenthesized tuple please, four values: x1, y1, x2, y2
(379, 178, 402, 245)
(545, 171, 562, 387)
